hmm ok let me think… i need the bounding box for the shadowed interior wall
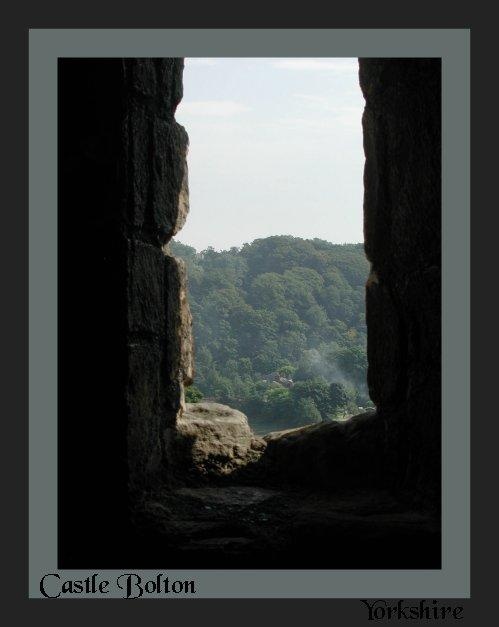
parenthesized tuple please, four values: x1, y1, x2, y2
(58, 58, 191, 566)
(359, 59, 441, 507)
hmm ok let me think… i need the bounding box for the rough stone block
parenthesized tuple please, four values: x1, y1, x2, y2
(127, 239, 166, 336)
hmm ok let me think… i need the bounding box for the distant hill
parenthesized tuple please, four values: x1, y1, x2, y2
(169, 236, 372, 433)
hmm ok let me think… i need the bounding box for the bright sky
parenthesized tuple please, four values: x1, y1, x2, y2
(175, 58, 365, 251)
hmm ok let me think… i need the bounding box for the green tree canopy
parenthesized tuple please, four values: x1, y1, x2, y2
(170, 236, 369, 433)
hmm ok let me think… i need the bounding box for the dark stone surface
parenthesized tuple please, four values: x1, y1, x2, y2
(131, 486, 440, 569)
(359, 59, 441, 508)
(58, 58, 190, 566)
(259, 411, 387, 490)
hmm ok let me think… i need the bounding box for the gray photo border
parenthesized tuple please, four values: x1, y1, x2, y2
(29, 28, 470, 598)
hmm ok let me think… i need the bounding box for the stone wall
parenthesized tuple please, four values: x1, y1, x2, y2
(58, 59, 191, 565)
(359, 59, 441, 507)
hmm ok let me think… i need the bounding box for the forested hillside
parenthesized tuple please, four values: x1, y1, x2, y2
(170, 236, 372, 433)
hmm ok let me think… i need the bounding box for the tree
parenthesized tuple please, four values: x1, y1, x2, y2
(292, 377, 331, 420)
(278, 364, 296, 378)
(336, 345, 368, 387)
(185, 385, 204, 403)
(329, 382, 350, 411)
(292, 397, 322, 426)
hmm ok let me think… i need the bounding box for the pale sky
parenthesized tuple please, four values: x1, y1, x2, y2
(175, 58, 365, 251)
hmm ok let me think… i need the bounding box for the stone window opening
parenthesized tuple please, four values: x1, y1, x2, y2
(58, 57, 441, 569)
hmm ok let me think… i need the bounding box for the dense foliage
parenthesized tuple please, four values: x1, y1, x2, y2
(170, 236, 372, 433)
